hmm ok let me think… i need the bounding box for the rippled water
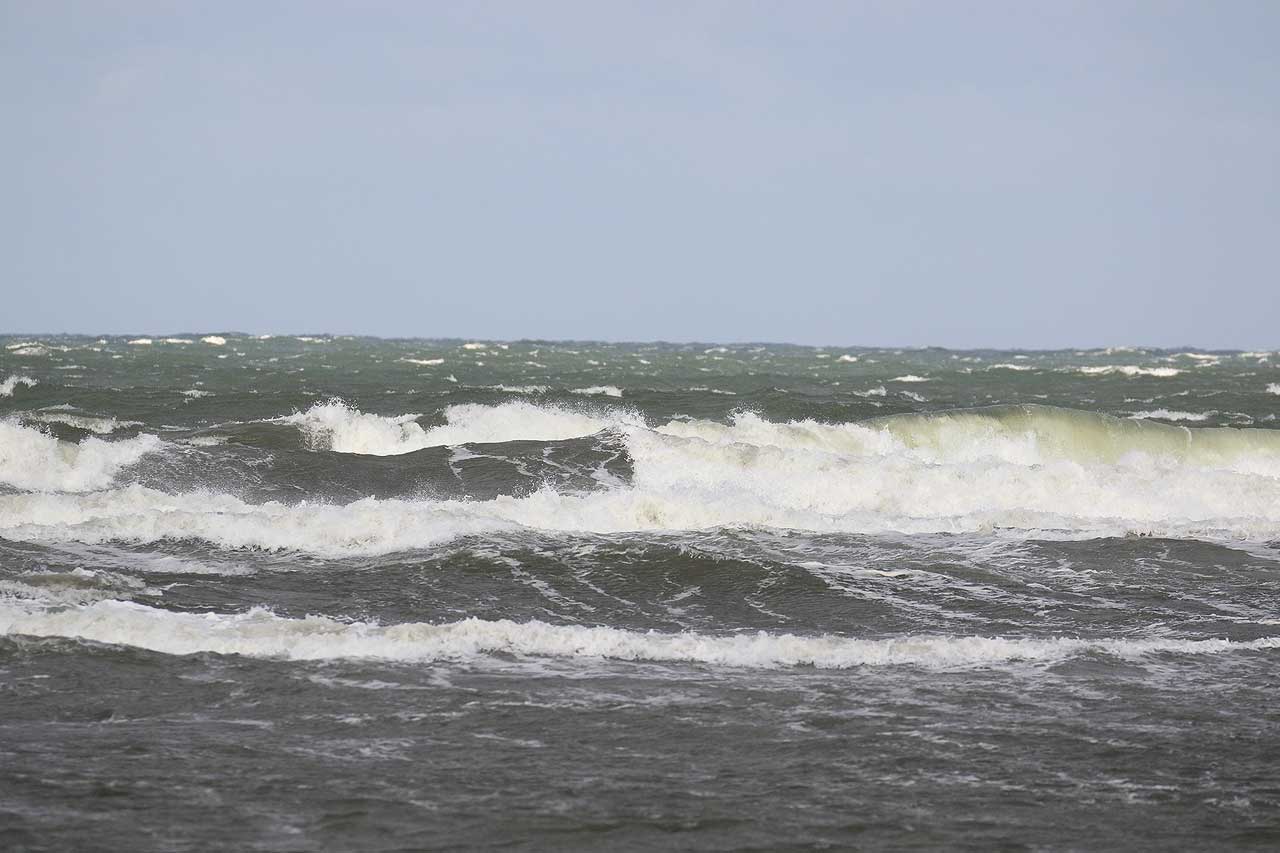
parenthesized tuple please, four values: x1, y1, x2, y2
(2, 335, 1279, 850)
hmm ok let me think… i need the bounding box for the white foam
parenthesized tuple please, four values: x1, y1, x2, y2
(283, 400, 642, 455)
(487, 385, 549, 394)
(0, 422, 161, 492)
(127, 338, 153, 345)
(1130, 410, 1211, 422)
(891, 375, 930, 382)
(282, 402, 427, 455)
(163, 338, 193, 344)
(0, 375, 37, 397)
(201, 335, 227, 346)
(399, 357, 444, 366)
(837, 354, 859, 363)
(1078, 366, 1181, 378)
(3, 599, 1276, 669)
(571, 386, 623, 398)
(1268, 384, 1280, 396)
(7, 405, 1280, 554)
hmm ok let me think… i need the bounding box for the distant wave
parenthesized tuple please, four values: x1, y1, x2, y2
(1076, 365, 1181, 378)
(2, 599, 1276, 669)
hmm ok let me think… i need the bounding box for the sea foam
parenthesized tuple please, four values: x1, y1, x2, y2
(0, 422, 161, 492)
(283, 400, 644, 455)
(2, 599, 1276, 669)
(571, 386, 624, 398)
(0, 375, 37, 397)
(1077, 365, 1181, 378)
(8, 404, 1280, 553)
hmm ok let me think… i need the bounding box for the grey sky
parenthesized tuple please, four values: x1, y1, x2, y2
(3, 1, 1277, 347)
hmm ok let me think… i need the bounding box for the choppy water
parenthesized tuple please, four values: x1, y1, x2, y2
(2, 335, 1279, 851)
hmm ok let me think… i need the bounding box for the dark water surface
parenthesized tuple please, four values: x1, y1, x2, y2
(2, 335, 1279, 850)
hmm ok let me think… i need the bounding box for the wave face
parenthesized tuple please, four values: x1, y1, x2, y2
(656, 405, 1280, 468)
(20, 408, 142, 434)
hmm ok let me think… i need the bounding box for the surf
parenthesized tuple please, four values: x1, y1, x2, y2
(0, 421, 162, 492)
(2, 598, 1276, 669)
(5, 403, 1280, 552)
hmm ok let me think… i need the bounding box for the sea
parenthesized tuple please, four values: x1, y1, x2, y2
(1, 334, 1278, 851)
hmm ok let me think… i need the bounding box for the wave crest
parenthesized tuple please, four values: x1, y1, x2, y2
(2, 600, 1275, 669)
(6, 404, 1280, 552)
(0, 422, 161, 492)
(0, 375, 37, 397)
(283, 400, 643, 455)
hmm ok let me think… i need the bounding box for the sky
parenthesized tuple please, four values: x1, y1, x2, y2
(2, 1, 1278, 347)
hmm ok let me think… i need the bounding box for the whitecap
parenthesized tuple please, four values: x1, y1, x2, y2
(3, 599, 1276, 670)
(1129, 410, 1211, 422)
(1077, 366, 1181, 378)
(570, 386, 623, 398)
(0, 375, 37, 397)
(281, 399, 643, 455)
(0, 421, 161, 492)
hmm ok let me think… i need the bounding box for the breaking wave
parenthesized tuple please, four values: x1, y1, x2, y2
(5, 404, 1280, 552)
(282, 399, 644, 455)
(571, 386, 624, 398)
(658, 405, 1280, 472)
(1076, 365, 1181, 378)
(0, 422, 162, 492)
(2, 599, 1276, 669)
(0, 374, 37, 397)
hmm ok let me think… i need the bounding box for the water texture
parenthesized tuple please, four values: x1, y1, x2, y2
(2, 335, 1279, 850)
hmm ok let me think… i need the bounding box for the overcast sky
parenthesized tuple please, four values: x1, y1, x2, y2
(3, 1, 1277, 347)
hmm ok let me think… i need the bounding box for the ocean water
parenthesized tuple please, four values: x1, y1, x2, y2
(2, 335, 1279, 851)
